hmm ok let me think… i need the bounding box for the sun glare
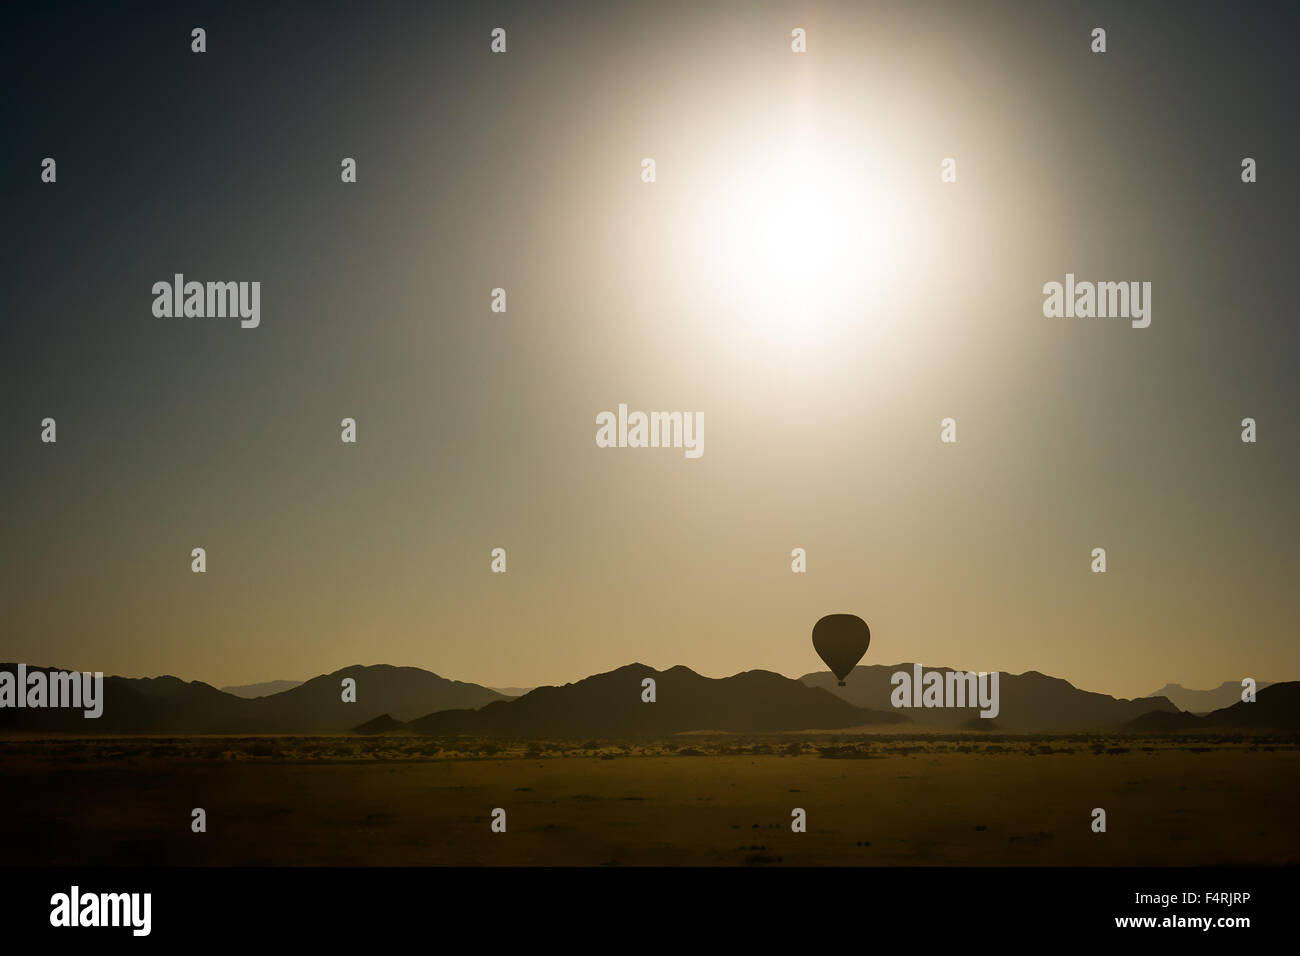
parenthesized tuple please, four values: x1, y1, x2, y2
(690, 137, 912, 350)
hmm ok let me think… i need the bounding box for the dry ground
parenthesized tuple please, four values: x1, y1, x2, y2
(1, 734, 1296, 865)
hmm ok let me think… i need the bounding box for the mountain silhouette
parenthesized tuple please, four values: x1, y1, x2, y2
(246, 665, 505, 732)
(354, 713, 407, 735)
(406, 663, 906, 736)
(6, 661, 1291, 736)
(0, 667, 247, 733)
(0, 663, 504, 734)
(1145, 680, 1274, 715)
(1125, 681, 1300, 732)
(220, 679, 303, 698)
(1201, 682, 1300, 729)
(801, 663, 1179, 731)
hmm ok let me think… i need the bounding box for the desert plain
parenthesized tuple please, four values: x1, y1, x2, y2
(2, 732, 1296, 866)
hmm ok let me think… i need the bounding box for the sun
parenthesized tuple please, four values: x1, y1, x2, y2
(727, 149, 868, 302)
(689, 138, 909, 348)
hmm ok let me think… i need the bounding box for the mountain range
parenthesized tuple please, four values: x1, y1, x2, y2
(1145, 680, 1274, 715)
(405, 663, 904, 736)
(800, 664, 1179, 732)
(1123, 682, 1300, 732)
(0, 664, 505, 734)
(220, 679, 536, 699)
(2, 661, 1296, 735)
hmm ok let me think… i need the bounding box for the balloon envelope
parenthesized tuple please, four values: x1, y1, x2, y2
(812, 614, 871, 685)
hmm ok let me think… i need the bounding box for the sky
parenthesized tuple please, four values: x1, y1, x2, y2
(2, 0, 1297, 699)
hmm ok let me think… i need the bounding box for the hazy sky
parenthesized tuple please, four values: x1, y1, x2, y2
(3, 0, 1297, 698)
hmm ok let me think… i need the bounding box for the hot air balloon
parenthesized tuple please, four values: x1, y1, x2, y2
(812, 614, 871, 686)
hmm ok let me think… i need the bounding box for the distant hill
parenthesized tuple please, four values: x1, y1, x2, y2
(1124, 682, 1300, 732)
(801, 663, 1178, 732)
(488, 687, 534, 698)
(408, 663, 907, 737)
(247, 664, 506, 732)
(0, 667, 250, 733)
(220, 679, 303, 699)
(1146, 681, 1274, 715)
(0, 664, 505, 734)
(354, 713, 407, 735)
(1204, 682, 1300, 730)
